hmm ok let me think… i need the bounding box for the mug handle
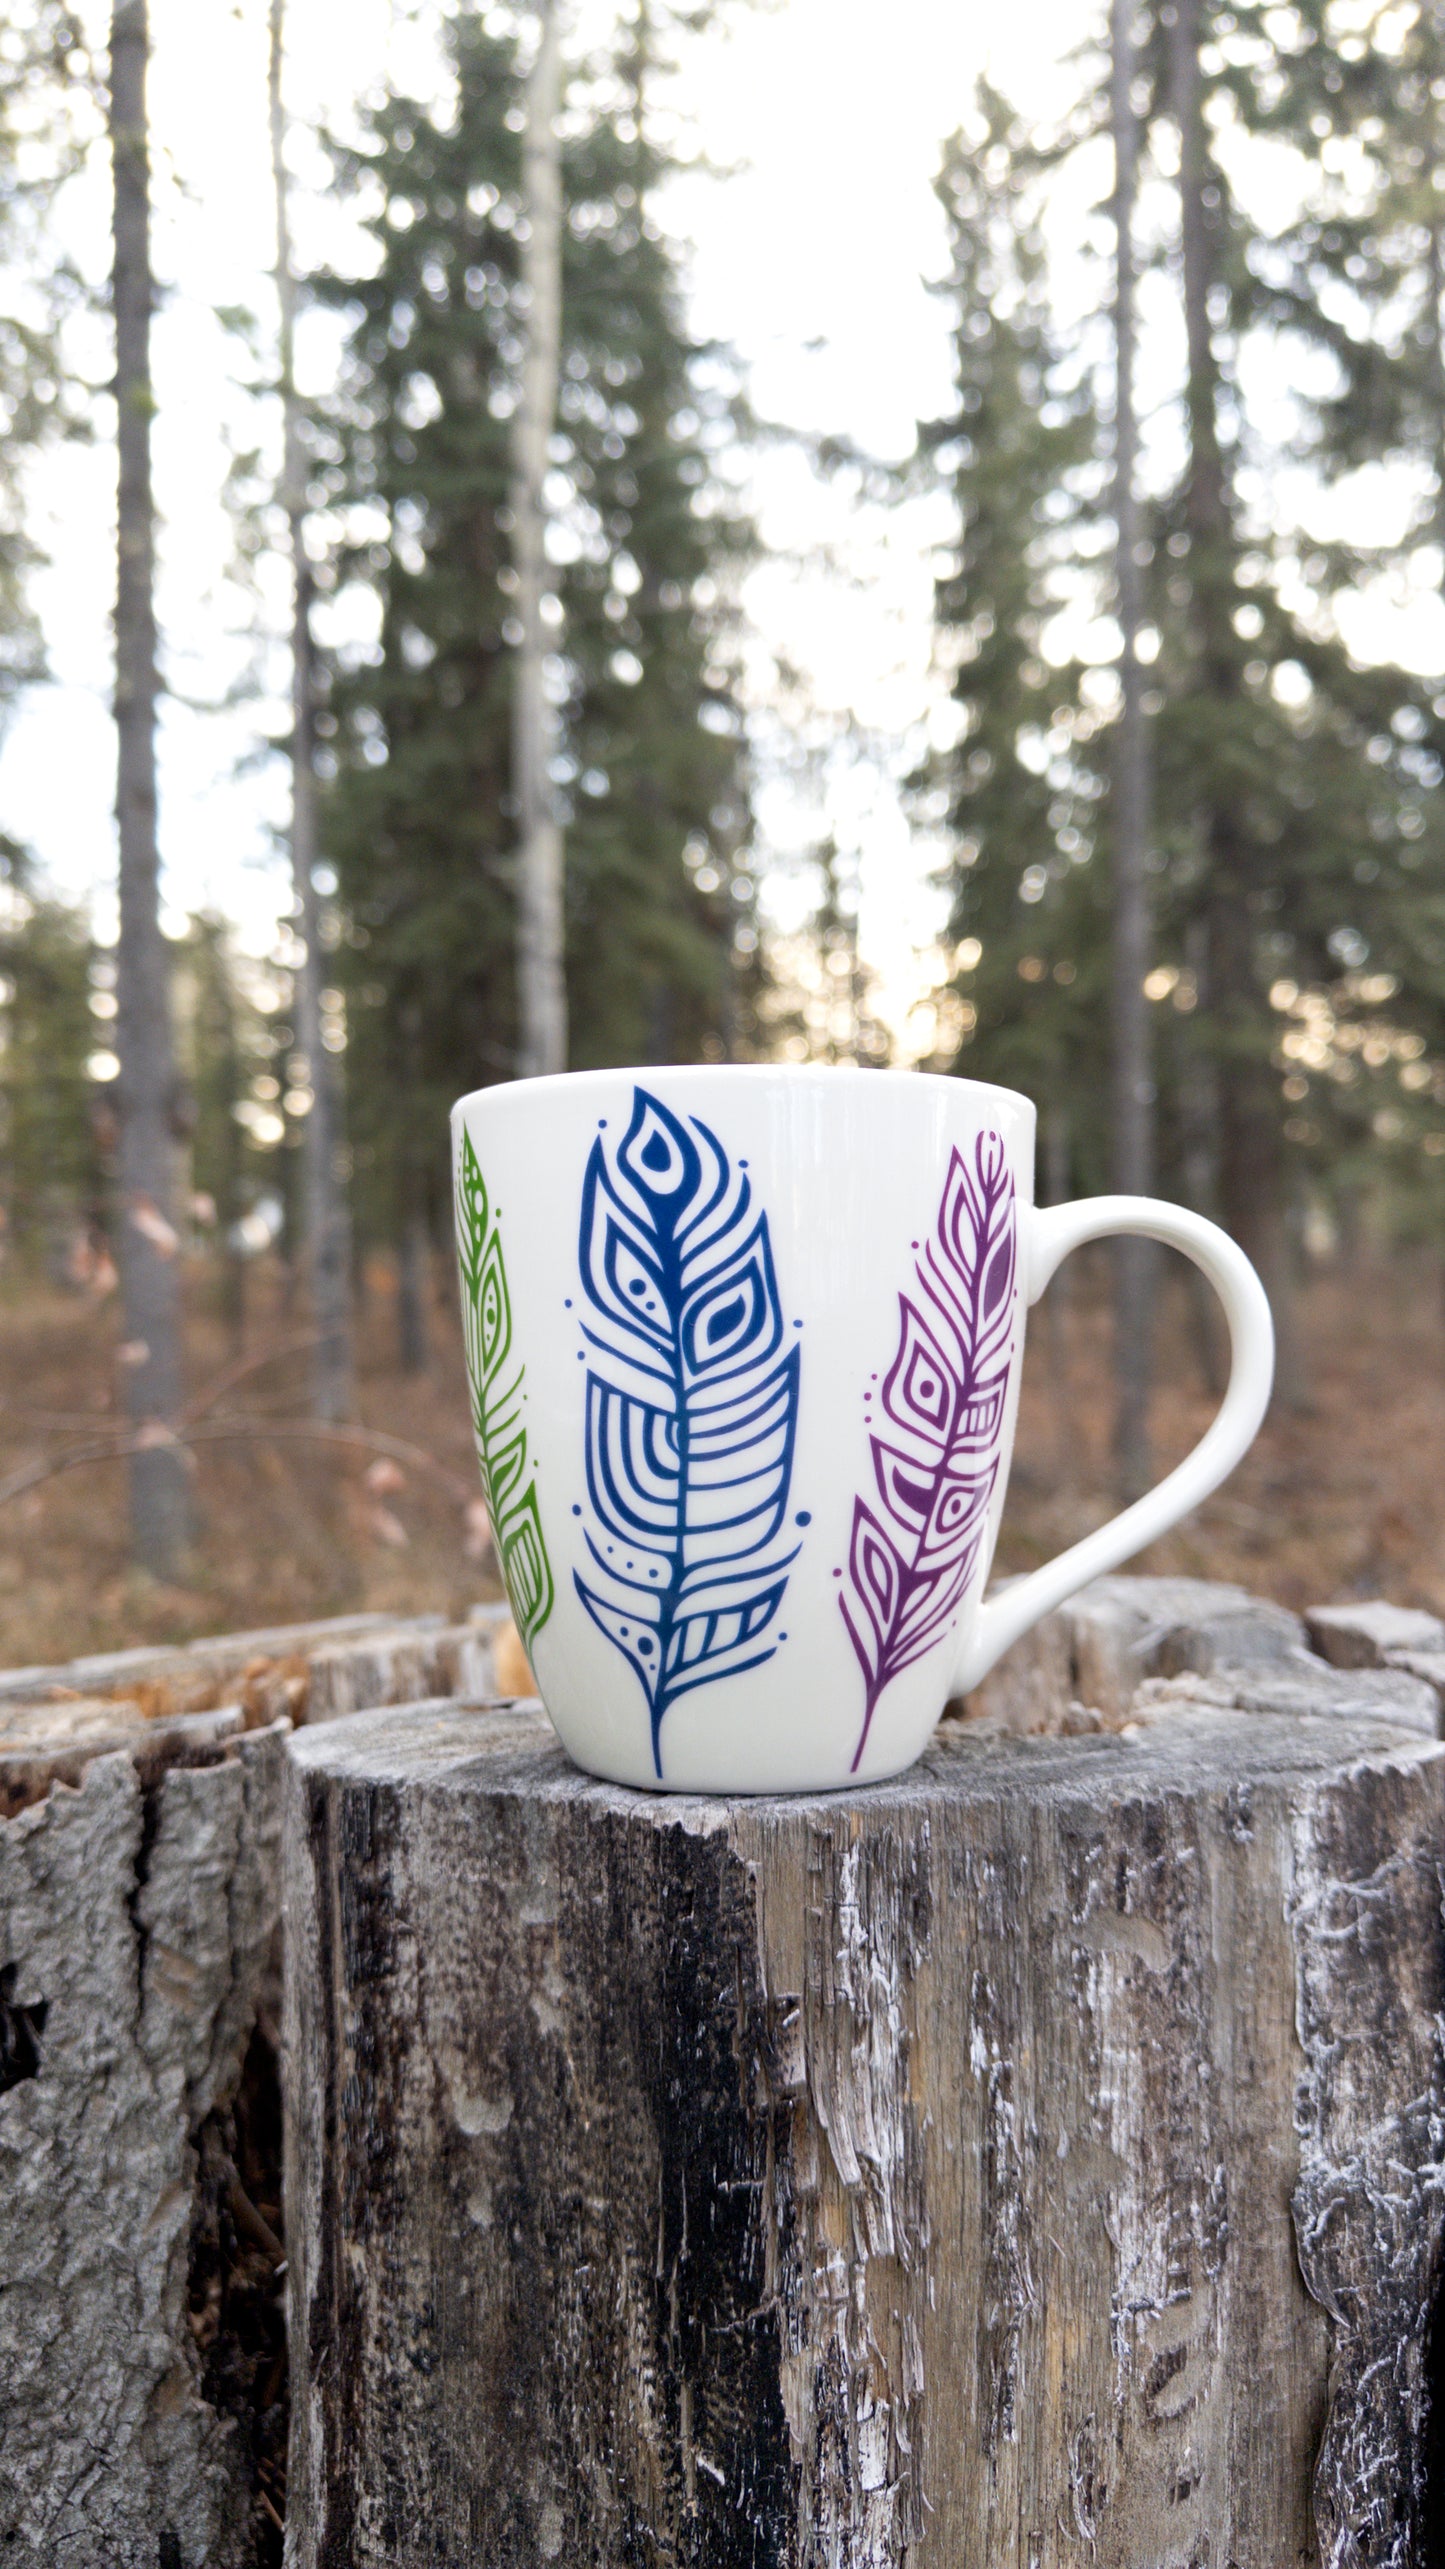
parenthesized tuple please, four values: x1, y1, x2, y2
(952, 1196, 1275, 1696)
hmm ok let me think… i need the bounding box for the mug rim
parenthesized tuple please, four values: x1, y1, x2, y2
(450, 1062, 1037, 1126)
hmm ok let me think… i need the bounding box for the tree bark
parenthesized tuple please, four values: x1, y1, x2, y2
(1041, 1102, 1074, 1474)
(282, 1619, 1445, 2566)
(268, 0, 353, 1423)
(396, 1207, 429, 1373)
(0, 1604, 519, 2562)
(1108, 0, 1155, 1500)
(1168, 0, 1295, 1391)
(1425, 109, 1445, 560)
(0, 1700, 289, 2564)
(394, 996, 428, 1372)
(511, 0, 567, 1080)
(110, 0, 190, 1575)
(1176, 915, 1227, 1396)
(212, 931, 248, 1352)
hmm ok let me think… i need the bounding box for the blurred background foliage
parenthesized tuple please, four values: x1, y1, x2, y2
(921, 14, 1445, 1333)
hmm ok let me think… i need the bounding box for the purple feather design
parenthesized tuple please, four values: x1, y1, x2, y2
(841, 1131, 1017, 1770)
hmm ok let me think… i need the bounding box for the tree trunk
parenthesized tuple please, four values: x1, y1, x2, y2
(1177, 916, 1226, 1396)
(1169, 0, 1295, 1396)
(1425, 184, 1445, 1389)
(1108, 0, 1155, 1500)
(511, 0, 567, 1080)
(1042, 1100, 1073, 1472)
(396, 1208, 429, 1375)
(268, 0, 352, 1422)
(1426, 190, 1445, 559)
(395, 997, 428, 1373)
(283, 1622, 1445, 2565)
(110, 0, 189, 1576)
(210, 924, 248, 1353)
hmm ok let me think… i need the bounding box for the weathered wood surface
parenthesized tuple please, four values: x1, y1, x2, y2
(965, 1572, 1443, 1737)
(0, 1707, 287, 2565)
(2, 1576, 1439, 2564)
(283, 1661, 1445, 2568)
(0, 1610, 400, 1710)
(0, 1601, 514, 1729)
(0, 1603, 514, 2566)
(0, 1697, 244, 1821)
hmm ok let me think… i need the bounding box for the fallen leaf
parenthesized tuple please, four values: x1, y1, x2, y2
(366, 1503, 409, 1550)
(463, 1496, 492, 1561)
(129, 1198, 180, 1258)
(364, 1456, 407, 1495)
(493, 1617, 535, 1697)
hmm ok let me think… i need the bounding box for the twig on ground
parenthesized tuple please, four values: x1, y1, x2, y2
(180, 1330, 324, 1425)
(0, 1404, 119, 1433)
(0, 1328, 324, 1439)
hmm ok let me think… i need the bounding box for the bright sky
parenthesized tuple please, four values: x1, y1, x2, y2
(2, 0, 1436, 1057)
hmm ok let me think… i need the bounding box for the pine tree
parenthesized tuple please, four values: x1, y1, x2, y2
(556, 4, 757, 1068)
(1158, 0, 1297, 1326)
(0, 840, 100, 1268)
(269, 0, 352, 1417)
(929, 22, 1445, 1347)
(1147, 0, 1445, 1339)
(0, 2, 87, 724)
(511, 0, 567, 1079)
(1254, 0, 1445, 1100)
(313, 0, 755, 1262)
(924, 103, 1114, 1194)
(174, 912, 260, 1348)
(1109, 0, 1155, 1490)
(754, 838, 893, 1066)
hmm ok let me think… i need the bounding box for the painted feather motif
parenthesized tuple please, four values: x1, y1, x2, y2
(574, 1086, 801, 1778)
(841, 1130, 1017, 1770)
(455, 1129, 556, 1654)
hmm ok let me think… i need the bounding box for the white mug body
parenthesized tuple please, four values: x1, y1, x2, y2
(452, 1063, 1275, 1794)
(453, 1065, 1034, 1792)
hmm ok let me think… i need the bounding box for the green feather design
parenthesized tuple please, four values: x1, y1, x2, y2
(455, 1129, 555, 1654)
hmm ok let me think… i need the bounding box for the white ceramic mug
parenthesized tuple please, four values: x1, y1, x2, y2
(451, 1065, 1273, 1794)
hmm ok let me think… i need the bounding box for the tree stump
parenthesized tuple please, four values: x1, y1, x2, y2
(0, 1699, 288, 2567)
(0, 1601, 514, 1731)
(0, 1604, 513, 2568)
(283, 1677, 1445, 2568)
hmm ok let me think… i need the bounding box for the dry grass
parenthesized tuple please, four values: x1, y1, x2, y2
(0, 1259, 501, 1668)
(0, 1246, 1441, 1670)
(1000, 1247, 1445, 1616)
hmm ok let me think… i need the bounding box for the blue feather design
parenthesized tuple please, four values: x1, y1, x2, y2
(574, 1086, 801, 1777)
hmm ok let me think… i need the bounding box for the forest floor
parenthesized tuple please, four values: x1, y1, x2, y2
(0, 1248, 1441, 1669)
